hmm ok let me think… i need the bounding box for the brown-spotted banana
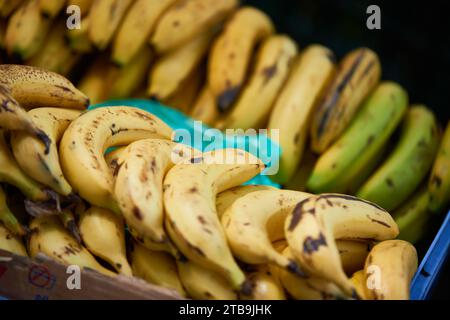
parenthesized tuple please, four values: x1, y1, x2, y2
(0, 184, 26, 236)
(59, 106, 173, 213)
(285, 194, 399, 296)
(208, 6, 275, 112)
(0, 64, 89, 110)
(310, 47, 381, 153)
(164, 148, 265, 292)
(267, 45, 336, 183)
(0, 221, 27, 256)
(11, 108, 81, 196)
(363, 240, 418, 300)
(216, 35, 298, 130)
(151, 0, 238, 53)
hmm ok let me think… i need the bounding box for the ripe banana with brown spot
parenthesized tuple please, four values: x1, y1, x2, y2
(29, 216, 115, 276)
(151, 0, 238, 53)
(268, 45, 336, 183)
(189, 85, 219, 127)
(310, 47, 381, 153)
(0, 0, 24, 18)
(60, 106, 173, 213)
(285, 194, 399, 296)
(0, 64, 89, 110)
(363, 240, 418, 300)
(208, 6, 275, 112)
(216, 35, 298, 130)
(39, 0, 66, 18)
(164, 149, 265, 292)
(11, 108, 81, 196)
(240, 264, 286, 300)
(0, 184, 26, 236)
(0, 221, 27, 256)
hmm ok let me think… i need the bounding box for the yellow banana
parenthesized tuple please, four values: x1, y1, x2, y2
(67, 0, 93, 15)
(240, 264, 286, 300)
(151, 0, 238, 53)
(77, 55, 111, 104)
(0, 0, 24, 18)
(0, 221, 27, 256)
(350, 270, 367, 300)
(285, 194, 399, 296)
(268, 45, 336, 183)
(337, 240, 372, 276)
(112, 0, 176, 66)
(66, 13, 93, 53)
(11, 107, 81, 196)
(363, 240, 418, 300)
(60, 106, 173, 213)
(310, 47, 381, 153)
(79, 206, 131, 276)
(216, 35, 298, 130)
(0, 184, 26, 236)
(39, 0, 66, 18)
(189, 85, 219, 127)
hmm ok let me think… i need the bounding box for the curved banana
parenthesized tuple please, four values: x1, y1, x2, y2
(11, 108, 81, 196)
(285, 194, 399, 296)
(0, 184, 26, 236)
(363, 240, 418, 300)
(222, 189, 310, 273)
(216, 35, 298, 130)
(0, 0, 24, 18)
(88, 0, 132, 50)
(189, 85, 219, 127)
(208, 6, 275, 112)
(60, 107, 173, 212)
(350, 270, 367, 300)
(337, 240, 372, 276)
(428, 121, 450, 213)
(307, 82, 409, 194)
(164, 148, 265, 291)
(310, 47, 381, 153)
(29, 216, 115, 276)
(39, 0, 65, 18)
(151, 0, 238, 53)
(78, 206, 131, 276)
(357, 105, 440, 211)
(0, 222, 27, 256)
(112, 0, 176, 66)
(130, 241, 185, 297)
(0, 64, 89, 110)
(240, 265, 286, 300)
(268, 45, 336, 183)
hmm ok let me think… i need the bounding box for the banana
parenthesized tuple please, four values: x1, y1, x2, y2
(357, 105, 440, 211)
(39, 0, 66, 18)
(363, 240, 418, 300)
(67, 0, 93, 15)
(216, 35, 298, 130)
(240, 265, 286, 300)
(88, 0, 132, 50)
(284, 147, 317, 191)
(310, 48, 381, 153)
(112, 0, 176, 66)
(60, 106, 173, 213)
(0, 184, 26, 236)
(5, 0, 51, 60)
(189, 85, 219, 127)
(222, 189, 310, 273)
(29, 215, 115, 276)
(148, 30, 214, 101)
(350, 270, 367, 300)
(66, 13, 93, 53)
(307, 82, 409, 194)
(77, 55, 110, 104)
(208, 6, 275, 112)
(151, 0, 238, 53)
(285, 194, 399, 296)
(428, 121, 450, 213)
(393, 185, 430, 244)
(0, 0, 24, 18)
(0, 222, 27, 256)
(11, 107, 81, 196)
(337, 240, 372, 276)
(78, 206, 132, 276)
(0, 64, 89, 109)
(164, 148, 265, 291)
(109, 47, 153, 99)
(0, 131, 48, 201)
(130, 241, 186, 296)
(104, 146, 126, 176)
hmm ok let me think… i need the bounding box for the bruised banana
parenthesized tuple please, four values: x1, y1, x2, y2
(79, 206, 131, 276)
(0, 184, 26, 236)
(112, 0, 176, 66)
(240, 265, 286, 300)
(130, 241, 186, 296)
(285, 194, 399, 296)
(268, 45, 336, 184)
(39, 0, 66, 18)
(11, 108, 81, 196)
(307, 82, 408, 194)
(217, 35, 298, 130)
(0, 131, 48, 201)
(164, 149, 265, 291)
(363, 240, 418, 300)
(0, 64, 89, 109)
(151, 0, 238, 53)
(337, 240, 372, 276)
(60, 107, 173, 213)
(66, 13, 93, 53)
(208, 6, 275, 112)
(310, 47, 381, 153)
(29, 216, 115, 276)
(357, 105, 440, 211)
(189, 85, 219, 127)
(428, 121, 450, 213)
(88, 0, 132, 50)
(0, 0, 24, 18)
(0, 221, 27, 256)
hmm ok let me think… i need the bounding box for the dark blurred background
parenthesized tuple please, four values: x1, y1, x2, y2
(245, 0, 450, 299)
